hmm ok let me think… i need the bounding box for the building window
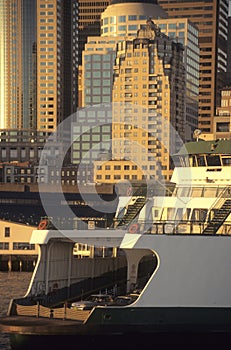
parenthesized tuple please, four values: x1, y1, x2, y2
(216, 122, 229, 132)
(118, 16, 126, 23)
(5, 227, 10, 238)
(0, 242, 9, 250)
(13, 243, 35, 250)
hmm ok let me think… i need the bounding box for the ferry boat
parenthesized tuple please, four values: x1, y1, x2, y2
(0, 138, 231, 348)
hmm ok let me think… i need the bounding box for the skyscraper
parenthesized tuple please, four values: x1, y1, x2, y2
(82, 1, 199, 141)
(0, 0, 36, 129)
(227, 16, 231, 84)
(77, 0, 111, 66)
(37, 0, 78, 131)
(94, 21, 185, 183)
(158, 0, 229, 133)
(0, 0, 78, 132)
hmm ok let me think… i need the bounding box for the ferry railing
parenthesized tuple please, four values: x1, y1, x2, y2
(13, 301, 92, 322)
(119, 219, 231, 235)
(205, 185, 231, 220)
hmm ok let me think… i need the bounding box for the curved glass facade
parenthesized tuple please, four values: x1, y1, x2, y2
(101, 2, 167, 37)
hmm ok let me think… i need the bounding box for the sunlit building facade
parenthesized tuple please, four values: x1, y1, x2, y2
(95, 22, 185, 183)
(77, 0, 111, 66)
(0, 0, 78, 132)
(82, 37, 120, 107)
(37, 0, 78, 131)
(0, 0, 37, 129)
(100, 0, 167, 37)
(82, 1, 199, 141)
(201, 87, 231, 140)
(158, 0, 229, 133)
(155, 18, 199, 141)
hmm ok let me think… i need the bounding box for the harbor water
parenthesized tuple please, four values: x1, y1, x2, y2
(1, 272, 231, 349)
(0, 272, 33, 350)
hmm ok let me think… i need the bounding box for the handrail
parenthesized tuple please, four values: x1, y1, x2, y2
(205, 185, 231, 221)
(113, 219, 231, 235)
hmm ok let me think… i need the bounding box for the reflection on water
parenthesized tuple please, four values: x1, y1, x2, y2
(0, 272, 33, 350)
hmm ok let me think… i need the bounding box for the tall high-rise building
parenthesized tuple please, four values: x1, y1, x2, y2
(82, 37, 118, 107)
(0, 0, 78, 132)
(37, 0, 78, 131)
(158, 0, 229, 133)
(82, 1, 199, 141)
(200, 86, 231, 141)
(155, 18, 199, 141)
(227, 16, 231, 84)
(77, 0, 111, 66)
(94, 21, 185, 183)
(0, 0, 37, 129)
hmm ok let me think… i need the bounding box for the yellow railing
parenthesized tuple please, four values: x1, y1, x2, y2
(15, 303, 91, 322)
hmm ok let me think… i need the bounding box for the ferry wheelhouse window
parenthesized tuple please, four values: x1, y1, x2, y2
(173, 156, 189, 167)
(222, 157, 231, 165)
(4, 227, 10, 237)
(196, 155, 206, 166)
(206, 155, 221, 166)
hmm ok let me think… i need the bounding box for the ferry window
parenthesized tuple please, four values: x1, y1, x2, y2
(181, 156, 189, 167)
(167, 208, 175, 220)
(196, 155, 206, 166)
(182, 208, 191, 221)
(222, 157, 231, 166)
(189, 156, 197, 167)
(4, 227, 10, 237)
(191, 188, 203, 197)
(175, 208, 183, 221)
(153, 208, 160, 218)
(176, 187, 191, 197)
(216, 187, 225, 196)
(191, 209, 207, 221)
(206, 155, 221, 166)
(203, 187, 218, 197)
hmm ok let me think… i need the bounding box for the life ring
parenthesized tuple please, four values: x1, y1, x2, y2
(127, 187, 133, 196)
(38, 219, 48, 230)
(128, 223, 139, 234)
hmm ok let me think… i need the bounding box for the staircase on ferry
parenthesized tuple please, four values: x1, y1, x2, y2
(202, 199, 231, 234)
(116, 196, 147, 227)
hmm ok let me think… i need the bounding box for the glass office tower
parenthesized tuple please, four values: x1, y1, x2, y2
(158, 0, 229, 133)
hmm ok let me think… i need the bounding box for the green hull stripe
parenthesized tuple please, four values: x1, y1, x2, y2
(86, 306, 231, 331)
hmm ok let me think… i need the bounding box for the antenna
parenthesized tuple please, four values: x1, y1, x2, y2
(193, 129, 202, 142)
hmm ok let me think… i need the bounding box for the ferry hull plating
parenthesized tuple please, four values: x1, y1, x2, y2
(3, 306, 231, 334)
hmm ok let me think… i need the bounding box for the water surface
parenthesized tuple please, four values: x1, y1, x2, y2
(0, 272, 32, 349)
